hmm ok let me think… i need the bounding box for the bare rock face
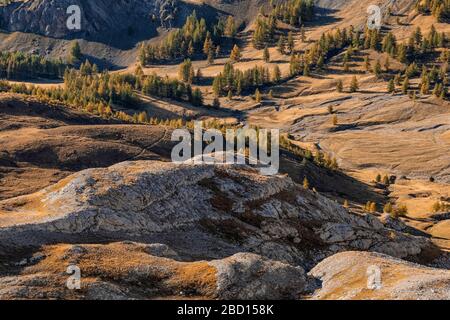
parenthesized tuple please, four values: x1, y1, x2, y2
(0, 160, 438, 270)
(1, 0, 148, 38)
(0, 0, 210, 44)
(309, 251, 450, 300)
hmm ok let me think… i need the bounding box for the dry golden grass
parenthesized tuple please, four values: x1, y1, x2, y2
(23, 242, 218, 299)
(311, 251, 450, 300)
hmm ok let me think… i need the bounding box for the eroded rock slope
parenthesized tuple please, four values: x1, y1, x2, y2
(0, 159, 448, 299)
(0, 160, 439, 269)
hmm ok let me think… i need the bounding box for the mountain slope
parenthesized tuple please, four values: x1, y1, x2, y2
(0, 0, 218, 47)
(0, 160, 439, 268)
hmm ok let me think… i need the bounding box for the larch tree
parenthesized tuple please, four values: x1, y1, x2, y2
(387, 79, 395, 93)
(402, 76, 409, 94)
(350, 76, 359, 92)
(272, 65, 281, 83)
(336, 80, 343, 92)
(230, 45, 242, 63)
(263, 46, 270, 63)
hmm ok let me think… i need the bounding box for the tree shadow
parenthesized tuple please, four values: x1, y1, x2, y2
(279, 152, 386, 205)
(307, 7, 342, 28)
(80, 54, 118, 70)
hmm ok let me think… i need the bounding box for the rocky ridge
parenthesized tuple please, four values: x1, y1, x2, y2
(0, 159, 447, 299)
(0, 160, 439, 266)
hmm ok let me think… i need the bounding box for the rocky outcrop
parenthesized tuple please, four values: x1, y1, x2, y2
(209, 252, 308, 300)
(0, 160, 439, 270)
(309, 251, 450, 300)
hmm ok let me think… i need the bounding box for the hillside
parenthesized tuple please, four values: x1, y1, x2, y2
(310, 251, 450, 299)
(0, 158, 443, 299)
(0, 0, 220, 67)
(0, 0, 449, 300)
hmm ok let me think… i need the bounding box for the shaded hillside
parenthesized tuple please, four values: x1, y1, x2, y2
(0, 93, 175, 200)
(0, 0, 220, 49)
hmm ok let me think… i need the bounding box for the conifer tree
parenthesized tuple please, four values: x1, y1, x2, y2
(69, 41, 82, 64)
(230, 45, 242, 63)
(278, 35, 285, 54)
(336, 80, 343, 92)
(303, 63, 310, 77)
(255, 88, 262, 102)
(414, 27, 423, 46)
(137, 111, 148, 123)
(272, 65, 281, 83)
(376, 174, 382, 182)
(383, 203, 393, 214)
(402, 76, 409, 94)
(287, 31, 295, 54)
(421, 77, 430, 94)
(388, 79, 395, 93)
(189, 66, 195, 84)
(203, 35, 213, 56)
(207, 50, 215, 65)
(364, 56, 370, 72)
(317, 55, 325, 70)
(212, 76, 222, 97)
(343, 200, 349, 208)
(394, 72, 401, 86)
(224, 15, 237, 38)
(303, 177, 310, 189)
(350, 76, 359, 92)
(332, 114, 338, 126)
(384, 57, 390, 72)
(191, 88, 204, 106)
(178, 59, 193, 83)
(373, 59, 382, 78)
(300, 26, 306, 42)
(188, 41, 195, 57)
(263, 46, 270, 63)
